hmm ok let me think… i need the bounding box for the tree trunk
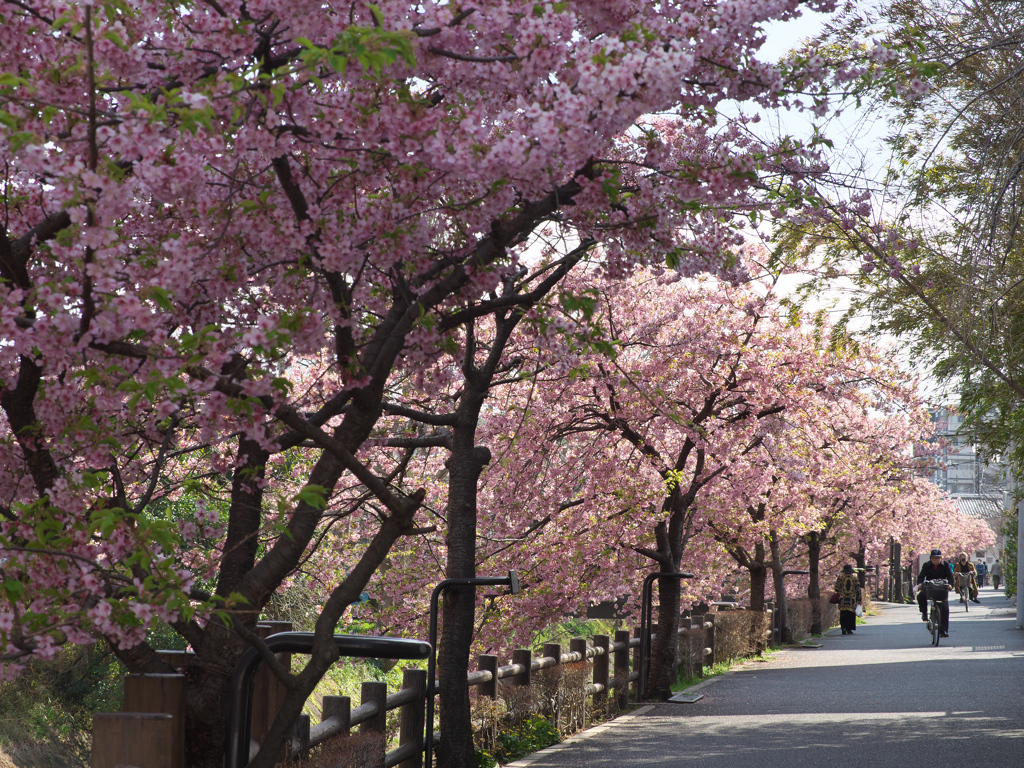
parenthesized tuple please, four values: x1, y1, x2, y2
(437, 443, 490, 768)
(852, 541, 867, 589)
(646, 575, 682, 700)
(748, 543, 768, 611)
(768, 532, 792, 644)
(437, 319, 511, 768)
(807, 531, 822, 635)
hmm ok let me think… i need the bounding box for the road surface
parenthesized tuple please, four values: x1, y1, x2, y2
(511, 586, 1024, 767)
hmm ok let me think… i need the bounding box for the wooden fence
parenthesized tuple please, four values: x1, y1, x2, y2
(92, 603, 822, 768)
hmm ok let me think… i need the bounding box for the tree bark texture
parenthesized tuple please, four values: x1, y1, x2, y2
(806, 531, 822, 635)
(748, 546, 768, 611)
(646, 576, 683, 700)
(768, 533, 792, 644)
(437, 442, 490, 768)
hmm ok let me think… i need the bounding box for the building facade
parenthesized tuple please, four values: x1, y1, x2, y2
(928, 408, 1009, 567)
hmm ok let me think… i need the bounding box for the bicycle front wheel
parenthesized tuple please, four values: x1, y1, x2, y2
(930, 601, 941, 645)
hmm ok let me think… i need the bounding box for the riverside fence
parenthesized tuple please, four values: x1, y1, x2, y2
(92, 599, 834, 768)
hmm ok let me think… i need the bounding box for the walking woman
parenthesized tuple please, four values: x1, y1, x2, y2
(834, 564, 863, 635)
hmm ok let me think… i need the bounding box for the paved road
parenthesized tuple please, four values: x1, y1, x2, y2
(517, 585, 1024, 767)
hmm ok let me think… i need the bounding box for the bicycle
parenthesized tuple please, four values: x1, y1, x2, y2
(956, 574, 970, 612)
(921, 579, 950, 646)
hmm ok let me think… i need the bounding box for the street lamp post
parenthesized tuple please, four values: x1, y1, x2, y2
(424, 571, 520, 765)
(637, 571, 694, 700)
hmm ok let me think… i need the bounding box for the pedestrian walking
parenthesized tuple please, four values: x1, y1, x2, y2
(992, 559, 1003, 591)
(834, 564, 862, 635)
(977, 559, 987, 587)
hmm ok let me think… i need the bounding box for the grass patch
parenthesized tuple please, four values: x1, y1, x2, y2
(669, 650, 776, 694)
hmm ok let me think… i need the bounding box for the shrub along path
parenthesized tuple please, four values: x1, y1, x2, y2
(510, 587, 1024, 767)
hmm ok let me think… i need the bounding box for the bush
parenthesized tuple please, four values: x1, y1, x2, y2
(784, 598, 839, 639)
(673, 625, 708, 680)
(713, 610, 771, 660)
(294, 732, 384, 768)
(0, 643, 123, 768)
(476, 715, 560, 767)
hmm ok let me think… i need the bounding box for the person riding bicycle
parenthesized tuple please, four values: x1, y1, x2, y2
(953, 552, 981, 603)
(917, 549, 954, 637)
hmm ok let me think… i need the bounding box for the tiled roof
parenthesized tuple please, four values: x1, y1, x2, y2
(952, 495, 1005, 519)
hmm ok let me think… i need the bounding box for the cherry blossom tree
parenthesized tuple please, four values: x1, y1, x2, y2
(0, 0, 853, 765)
(357, 265, 995, 701)
(363, 270, 931, 696)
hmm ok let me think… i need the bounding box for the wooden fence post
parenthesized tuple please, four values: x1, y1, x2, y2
(630, 627, 641, 703)
(123, 673, 185, 768)
(477, 654, 499, 699)
(764, 603, 777, 649)
(705, 614, 716, 667)
(569, 638, 588, 731)
(613, 630, 630, 709)
(541, 643, 561, 727)
(542, 642, 562, 664)
(360, 681, 388, 768)
(592, 635, 609, 715)
(360, 681, 388, 735)
(398, 668, 426, 768)
(512, 648, 532, 689)
(92, 713, 174, 768)
(322, 695, 351, 735)
(568, 637, 587, 663)
(689, 617, 703, 677)
(671, 621, 681, 682)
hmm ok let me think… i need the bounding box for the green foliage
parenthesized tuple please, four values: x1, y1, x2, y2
(0, 643, 124, 765)
(296, 21, 416, 80)
(1002, 508, 1017, 598)
(531, 617, 617, 648)
(146, 619, 189, 651)
(476, 715, 561, 766)
(301, 656, 426, 728)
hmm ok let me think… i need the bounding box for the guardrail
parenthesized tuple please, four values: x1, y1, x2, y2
(94, 605, 800, 768)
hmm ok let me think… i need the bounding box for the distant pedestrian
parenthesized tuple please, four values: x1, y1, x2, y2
(977, 560, 987, 587)
(991, 560, 1003, 591)
(834, 564, 862, 635)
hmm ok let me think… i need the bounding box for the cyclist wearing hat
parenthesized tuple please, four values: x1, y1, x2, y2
(953, 552, 981, 603)
(917, 548, 954, 637)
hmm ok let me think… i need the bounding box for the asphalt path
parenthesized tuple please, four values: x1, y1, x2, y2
(512, 585, 1024, 767)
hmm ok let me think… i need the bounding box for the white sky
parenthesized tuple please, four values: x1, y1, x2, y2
(753, 11, 954, 405)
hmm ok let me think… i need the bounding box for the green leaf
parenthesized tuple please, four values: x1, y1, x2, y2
(295, 484, 329, 510)
(2, 579, 25, 600)
(8, 132, 35, 152)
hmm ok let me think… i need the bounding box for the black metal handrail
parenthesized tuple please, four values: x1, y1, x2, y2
(225, 632, 431, 768)
(637, 571, 693, 700)
(424, 572, 519, 764)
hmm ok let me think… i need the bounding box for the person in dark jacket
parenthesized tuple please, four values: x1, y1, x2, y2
(954, 552, 981, 603)
(834, 564, 862, 635)
(991, 559, 1003, 591)
(917, 548, 954, 637)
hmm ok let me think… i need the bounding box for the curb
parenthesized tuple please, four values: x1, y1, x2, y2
(501, 705, 656, 766)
